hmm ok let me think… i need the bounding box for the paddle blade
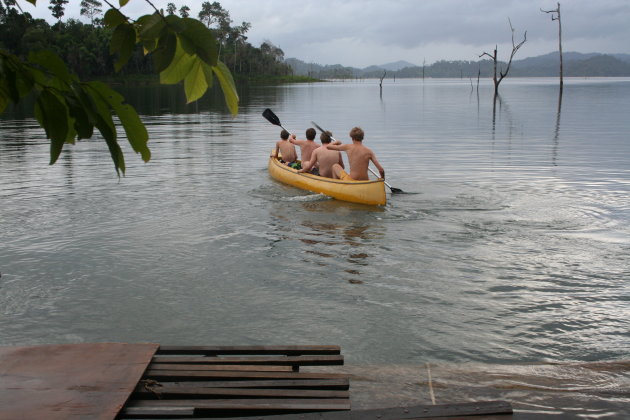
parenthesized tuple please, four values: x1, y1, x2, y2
(311, 121, 326, 133)
(263, 108, 282, 126)
(390, 187, 404, 193)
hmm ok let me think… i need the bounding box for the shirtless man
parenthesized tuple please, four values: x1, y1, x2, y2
(298, 131, 344, 178)
(328, 127, 385, 181)
(290, 128, 320, 164)
(273, 129, 298, 168)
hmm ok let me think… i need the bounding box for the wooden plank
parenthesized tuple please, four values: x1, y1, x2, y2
(201, 401, 512, 419)
(0, 343, 158, 420)
(151, 355, 344, 366)
(144, 378, 350, 390)
(122, 406, 195, 416)
(144, 369, 349, 380)
(134, 385, 350, 399)
(149, 363, 294, 372)
(124, 397, 351, 411)
(156, 345, 341, 356)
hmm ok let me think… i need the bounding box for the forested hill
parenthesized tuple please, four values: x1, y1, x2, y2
(286, 52, 630, 79)
(0, 4, 292, 81)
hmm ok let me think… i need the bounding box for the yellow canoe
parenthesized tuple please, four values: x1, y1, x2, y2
(268, 155, 386, 206)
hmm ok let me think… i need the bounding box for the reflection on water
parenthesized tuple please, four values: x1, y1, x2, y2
(297, 220, 384, 284)
(1, 79, 629, 377)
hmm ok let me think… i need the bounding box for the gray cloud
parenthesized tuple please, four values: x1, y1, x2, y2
(25, 0, 630, 66)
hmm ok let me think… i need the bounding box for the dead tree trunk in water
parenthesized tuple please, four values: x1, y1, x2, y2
(480, 18, 527, 97)
(422, 58, 426, 80)
(541, 2, 563, 90)
(379, 70, 386, 97)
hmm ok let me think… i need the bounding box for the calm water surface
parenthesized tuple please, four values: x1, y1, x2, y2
(1, 78, 629, 366)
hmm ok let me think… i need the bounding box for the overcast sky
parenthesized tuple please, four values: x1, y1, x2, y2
(24, 0, 630, 67)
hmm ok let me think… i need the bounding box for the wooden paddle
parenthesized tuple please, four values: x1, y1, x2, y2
(310, 121, 404, 193)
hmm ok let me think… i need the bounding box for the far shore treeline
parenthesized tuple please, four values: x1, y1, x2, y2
(0, 1, 297, 83)
(287, 52, 630, 80)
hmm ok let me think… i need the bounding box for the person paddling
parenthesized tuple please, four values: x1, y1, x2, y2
(272, 129, 299, 169)
(290, 128, 320, 165)
(327, 127, 384, 180)
(298, 131, 344, 178)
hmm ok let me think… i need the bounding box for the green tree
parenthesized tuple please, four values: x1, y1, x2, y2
(198, 1, 228, 28)
(1, 0, 239, 175)
(178, 5, 189, 18)
(48, 0, 68, 21)
(80, 0, 102, 25)
(165, 2, 176, 15)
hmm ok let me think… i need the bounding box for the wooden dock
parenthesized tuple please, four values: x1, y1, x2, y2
(0, 343, 513, 419)
(120, 345, 351, 419)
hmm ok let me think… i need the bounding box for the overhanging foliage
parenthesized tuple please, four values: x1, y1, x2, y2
(0, 0, 239, 175)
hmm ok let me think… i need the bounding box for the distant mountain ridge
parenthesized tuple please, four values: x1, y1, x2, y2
(286, 52, 630, 79)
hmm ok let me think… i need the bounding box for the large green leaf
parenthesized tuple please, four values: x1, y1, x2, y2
(179, 18, 218, 66)
(84, 85, 123, 174)
(103, 131, 126, 175)
(142, 38, 158, 54)
(184, 60, 208, 104)
(159, 38, 194, 85)
(84, 83, 116, 141)
(28, 50, 72, 85)
(110, 23, 137, 72)
(35, 90, 70, 165)
(212, 61, 239, 116)
(87, 81, 150, 162)
(64, 88, 94, 139)
(103, 8, 126, 28)
(138, 13, 165, 40)
(152, 32, 177, 73)
(119, 0, 130, 7)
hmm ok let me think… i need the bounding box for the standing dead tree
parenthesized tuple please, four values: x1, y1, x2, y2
(541, 2, 563, 90)
(379, 70, 386, 96)
(480, 18, 527, 97)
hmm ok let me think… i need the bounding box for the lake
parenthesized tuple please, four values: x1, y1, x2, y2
(1, 78, 628, 368)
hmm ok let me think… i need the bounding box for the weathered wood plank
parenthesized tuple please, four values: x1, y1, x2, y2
(144, 370, 349, 380)
(156, 345, 341, 356)
(198, 400, 512, 419)
(134, 385, 350, 399)
(145, 379, 350, 390)
(125, 397, 351, 411)
(151, 355, 344, 366)
(149, 363, 294, 372)
(121, 405, 195, 416)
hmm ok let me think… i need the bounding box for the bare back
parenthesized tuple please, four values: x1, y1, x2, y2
(311, 146, 343, 178)
(339, 142, 382, 180)
(276, 140, 297, 163)
(293, 140, 320, 163)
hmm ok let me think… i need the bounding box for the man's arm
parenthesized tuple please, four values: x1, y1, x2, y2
(371, 154, 385, 178)
(272, 142, 280, 158)
(338, 153, 344, 169)
(298, 152, 317, 173)
(326, 144, 349, 151)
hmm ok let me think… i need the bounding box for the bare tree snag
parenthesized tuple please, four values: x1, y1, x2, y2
(480, 18, 527, 97)
(379, 70, 386, 96)
(542, 2, 563, 90)
(422, 58, 426, 80)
